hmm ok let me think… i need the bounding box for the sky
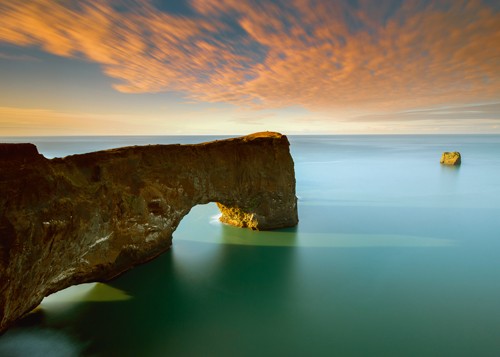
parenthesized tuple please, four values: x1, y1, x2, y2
(0, 0, 499, 135)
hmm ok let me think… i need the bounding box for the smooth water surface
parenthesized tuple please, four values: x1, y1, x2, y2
(1, 135, 500, 356)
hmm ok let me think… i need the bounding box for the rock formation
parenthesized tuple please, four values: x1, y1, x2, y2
(440, 151, 461, 165)
(0, 132, 298, 333)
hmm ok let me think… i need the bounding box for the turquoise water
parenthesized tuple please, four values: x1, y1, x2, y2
(1, 135, 500, 356)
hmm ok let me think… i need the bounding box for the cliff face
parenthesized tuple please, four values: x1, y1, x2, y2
(0, 132, 298, 333)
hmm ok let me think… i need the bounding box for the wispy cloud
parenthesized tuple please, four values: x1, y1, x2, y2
(0, 0, 499, 113)
(350, 102, 500, 122)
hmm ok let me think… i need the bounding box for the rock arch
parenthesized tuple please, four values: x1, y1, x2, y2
(0, 132, 298, 333)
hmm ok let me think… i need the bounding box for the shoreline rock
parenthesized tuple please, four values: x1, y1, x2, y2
(0, 132, 298, 333)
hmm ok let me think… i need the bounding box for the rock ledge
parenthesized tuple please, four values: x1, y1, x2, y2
(0, 132, 298, 333)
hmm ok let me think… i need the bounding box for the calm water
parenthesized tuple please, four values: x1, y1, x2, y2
(1, 135, 500, 356)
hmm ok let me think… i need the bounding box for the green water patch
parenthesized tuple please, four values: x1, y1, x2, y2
(41, 282, 132, 307)
(174, 203, 456, 248)
(180, 222, 454, 248)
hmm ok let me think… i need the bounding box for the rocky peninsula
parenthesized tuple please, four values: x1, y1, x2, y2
(0, 132, 298, 333)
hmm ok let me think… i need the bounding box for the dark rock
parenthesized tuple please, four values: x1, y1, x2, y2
(0, 132, 298, 333)
(0, 143, 40, 161)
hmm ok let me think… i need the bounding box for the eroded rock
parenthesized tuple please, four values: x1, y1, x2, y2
(440, 151, 461, 165)
(0, 132, 298, 333)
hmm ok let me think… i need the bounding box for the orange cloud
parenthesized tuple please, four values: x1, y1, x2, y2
(220, 0, 500, 110)
(0, 0, 499, 113)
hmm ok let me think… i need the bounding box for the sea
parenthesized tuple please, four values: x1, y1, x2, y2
(1, 134, 500, 357)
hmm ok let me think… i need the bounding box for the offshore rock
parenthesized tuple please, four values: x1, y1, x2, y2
(440, 151, 461, 165)
(0, 132, 298, 333)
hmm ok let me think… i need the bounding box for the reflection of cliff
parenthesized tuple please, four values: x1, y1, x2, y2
(0, 132, 298, 333)
(18, 220, 300, 356)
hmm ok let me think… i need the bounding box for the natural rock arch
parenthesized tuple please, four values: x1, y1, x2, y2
(0, 132, 298, 333)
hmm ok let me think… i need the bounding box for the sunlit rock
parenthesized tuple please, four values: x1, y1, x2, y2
(440, 151, 461, 165)
(0, 132, 298, 333)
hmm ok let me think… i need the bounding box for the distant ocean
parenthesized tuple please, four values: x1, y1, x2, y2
(1, 135, 500, 356)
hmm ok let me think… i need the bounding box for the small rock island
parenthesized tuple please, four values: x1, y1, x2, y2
(0, 132, 298, 333)
(440, 151, 461, 165)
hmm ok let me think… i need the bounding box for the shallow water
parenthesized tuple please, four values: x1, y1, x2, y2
(1, 135, 500, 356)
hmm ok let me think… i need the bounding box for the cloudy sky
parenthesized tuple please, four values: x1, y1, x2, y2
(0, 0, 499, 135)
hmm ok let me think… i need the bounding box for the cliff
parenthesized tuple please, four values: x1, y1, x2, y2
(0, 132, 298, 333)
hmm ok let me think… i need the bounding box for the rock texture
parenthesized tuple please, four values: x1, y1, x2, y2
(440, 151, 461, 165)
(0, 132, 298, 333)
